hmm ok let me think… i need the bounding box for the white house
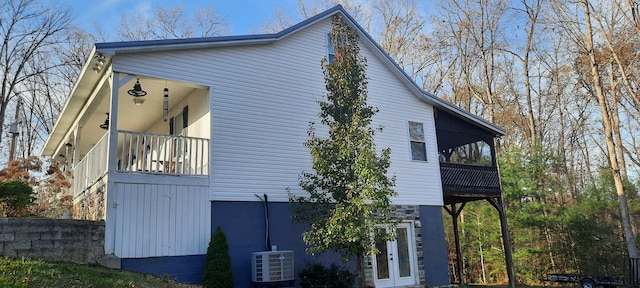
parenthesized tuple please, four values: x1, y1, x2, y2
(42, 5, 507, 287)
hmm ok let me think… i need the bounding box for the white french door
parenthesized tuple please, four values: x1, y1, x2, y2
(373, 222, 417, 287)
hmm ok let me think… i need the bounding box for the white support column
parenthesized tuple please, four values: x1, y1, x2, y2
(104, 71, 119, 255)
(72, 124, 81, 168)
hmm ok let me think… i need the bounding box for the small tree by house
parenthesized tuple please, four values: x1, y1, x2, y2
(289, 14, 397, 288)
(202, 226, 233, 288)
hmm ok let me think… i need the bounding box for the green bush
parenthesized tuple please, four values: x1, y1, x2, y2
(299, 263, 355, 288)
(201, 226, 233, 288)
(0, 180, 34, 217)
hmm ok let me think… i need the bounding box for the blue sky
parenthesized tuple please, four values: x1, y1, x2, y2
(66, 0, 300, 38)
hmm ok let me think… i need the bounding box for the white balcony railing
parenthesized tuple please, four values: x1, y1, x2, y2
(72, 130, 209, 197)
(73, 133, 109, 198)
(117, 130, 209, 176)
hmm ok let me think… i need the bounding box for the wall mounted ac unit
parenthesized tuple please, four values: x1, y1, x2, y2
(251, 250, 295, 284)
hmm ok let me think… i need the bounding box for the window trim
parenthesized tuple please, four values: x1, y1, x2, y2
(408, 121, 427, 162)
(327, 33, 335, 64)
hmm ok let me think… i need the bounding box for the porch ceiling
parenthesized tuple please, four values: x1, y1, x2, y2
(44, 71, 206, 160)
(78, 76, 202, 157)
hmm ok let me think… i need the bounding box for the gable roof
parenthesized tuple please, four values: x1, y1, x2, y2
(43, 5, 503, 156)
(95, 5, 505, 136)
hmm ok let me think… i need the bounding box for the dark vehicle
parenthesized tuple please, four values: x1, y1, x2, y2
(542, 273, 625, 288)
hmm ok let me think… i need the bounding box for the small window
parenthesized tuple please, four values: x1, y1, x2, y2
(408, 121, 426, 161)
(169, 106, 188, 136)
(327, 33, 335, 64)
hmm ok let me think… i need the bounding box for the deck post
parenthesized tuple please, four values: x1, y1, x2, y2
(444, 203, 466, 285)
(488, 197, 516, 288)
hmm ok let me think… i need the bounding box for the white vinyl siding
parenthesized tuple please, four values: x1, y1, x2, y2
(112, 17, 442, 206)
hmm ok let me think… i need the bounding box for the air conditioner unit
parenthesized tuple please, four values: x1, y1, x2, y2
(251, 250, 295, 284)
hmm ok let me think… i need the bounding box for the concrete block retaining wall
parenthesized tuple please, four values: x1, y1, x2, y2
(0, 218, 105, 263)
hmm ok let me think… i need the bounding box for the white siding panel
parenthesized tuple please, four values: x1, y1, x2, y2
(112, 17, 443, 205)
(112, 181, 210, 258)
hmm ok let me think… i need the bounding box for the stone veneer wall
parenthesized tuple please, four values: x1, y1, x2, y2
(364, 204, 425, 287)
(73, 185, 106, 221)
(0, 218, 105, 263)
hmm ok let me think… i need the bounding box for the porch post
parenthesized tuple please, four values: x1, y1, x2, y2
(488, 197, 516, 288)
(444, 203, 465, 285)
(104, 71, 119, 255)
(72, 124, 81, 167)
(107, 73, 119, 174)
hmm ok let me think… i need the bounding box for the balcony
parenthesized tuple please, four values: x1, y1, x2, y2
(440, 162, 501, 204)
(117, 130, 209, 175)
(72, 130, 209, 198)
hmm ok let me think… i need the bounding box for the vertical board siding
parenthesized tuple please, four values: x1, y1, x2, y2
(112, 181, 210, 258)
(113, 17, 443, 205)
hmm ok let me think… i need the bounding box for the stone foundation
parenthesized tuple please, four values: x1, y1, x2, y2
(73, 184, 106, 221)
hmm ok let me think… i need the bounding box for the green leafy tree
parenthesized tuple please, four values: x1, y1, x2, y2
(0, 180, 35, 217)
(289, 14, 396, 287)
(201, 226, 233, 288)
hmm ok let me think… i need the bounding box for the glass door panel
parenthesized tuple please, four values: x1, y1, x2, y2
(396, 227, 412, 277)
(374, 228, 390, 280)
(373, 223, 416, 287)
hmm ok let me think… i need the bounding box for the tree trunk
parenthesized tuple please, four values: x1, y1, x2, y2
(581, 0, 638, 258)
(357, 254, 365, 288)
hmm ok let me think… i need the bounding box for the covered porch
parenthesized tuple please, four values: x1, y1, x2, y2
(42, 60, 211, 209)
(433, 107, 515, 288)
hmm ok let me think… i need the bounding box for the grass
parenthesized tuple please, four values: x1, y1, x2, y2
(0, 257, 201, 288)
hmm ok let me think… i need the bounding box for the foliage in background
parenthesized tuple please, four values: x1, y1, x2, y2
(0, 156, 42, 184)
(0, 157, 71, 218)
(30, 162, 73, 218)
(289, 14, 396, 287)
(201, 226, 233, 288)
(299, 263, 356, 288)
(446, 145, 640, 285)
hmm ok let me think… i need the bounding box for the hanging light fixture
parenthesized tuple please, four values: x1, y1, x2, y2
(99, 113, 109, 130)
(163, 87, 169, 122)
(127, 78, 147, 105)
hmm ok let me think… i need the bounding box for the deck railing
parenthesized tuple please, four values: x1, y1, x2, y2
(73, 133, 109, 197)
(439, 162, 501, 194)
(117, 130, 209, 176)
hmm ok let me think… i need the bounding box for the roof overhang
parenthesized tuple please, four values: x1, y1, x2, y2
(41, 47, 113, 156)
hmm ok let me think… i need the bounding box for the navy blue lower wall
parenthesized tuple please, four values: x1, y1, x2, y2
(120, 202, 451, 286)
(121, 254, 205, 284)
(420, 205, 451, 286)
(211, 201, 349, 288)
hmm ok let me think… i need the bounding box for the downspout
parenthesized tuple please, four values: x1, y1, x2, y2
(255, 194, 272, 251)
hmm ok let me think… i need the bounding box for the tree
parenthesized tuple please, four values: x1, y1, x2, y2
(289, 15, 396, 288)
(117, 4, 228, 41)
(201, 226, 233, 288)
(551, 0, 638, 259)
(0, 0, 71, 152)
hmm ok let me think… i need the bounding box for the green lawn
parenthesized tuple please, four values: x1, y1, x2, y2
(0, 257, 200, 288)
